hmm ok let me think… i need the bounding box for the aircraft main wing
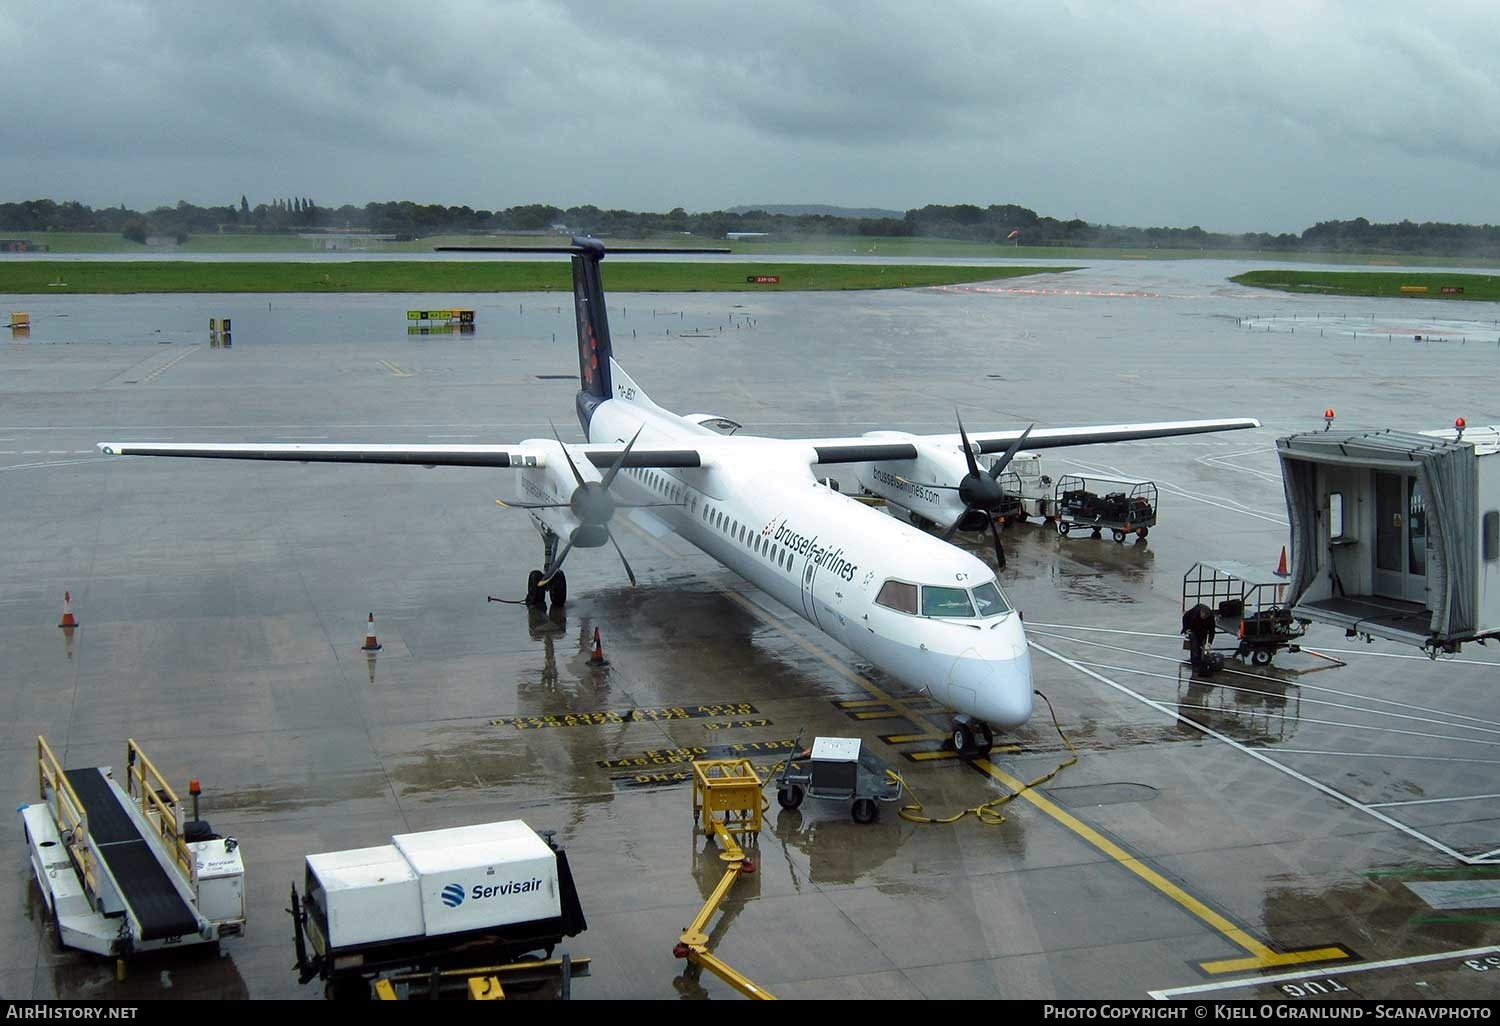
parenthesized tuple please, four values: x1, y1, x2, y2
(95, 441, 704, 469)
(803, 418, 1261, 464)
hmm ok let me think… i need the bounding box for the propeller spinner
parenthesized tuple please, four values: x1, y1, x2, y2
(931, 415, 1034, 568)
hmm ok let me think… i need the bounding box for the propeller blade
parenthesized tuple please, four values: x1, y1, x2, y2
(607, 530, 638, 587)
(599, 425, 644, 492)
(986, 423, 1035, 481)
(988, 516, 1007, 568)
(548, 419, 587, 490)
(616, 501, 687, 509)
(939, 506, 973, 543)
(955, 410, 981, 479)
(495, 499, 573, 509)
(538, 538, 576, 586)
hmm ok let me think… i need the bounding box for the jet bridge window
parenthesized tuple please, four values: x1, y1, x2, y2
(922, 586, 976, 618)
(875, 580, 919, 614)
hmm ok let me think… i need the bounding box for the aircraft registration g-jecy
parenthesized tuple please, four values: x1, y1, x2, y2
(98, 238, 1259, 756)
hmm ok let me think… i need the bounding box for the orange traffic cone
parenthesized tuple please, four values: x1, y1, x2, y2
(587, 627, 608, 666)
(361, 612, 382, 652)
(1274, 546, 1289, 577)
(58, 590, 78, 629)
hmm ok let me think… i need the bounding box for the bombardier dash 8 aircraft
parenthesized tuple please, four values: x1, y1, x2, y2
(99, 238, 1258, 755)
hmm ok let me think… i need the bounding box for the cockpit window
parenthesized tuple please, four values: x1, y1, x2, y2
(971, 581, 1011, 617)
(922, 586, 975, 618)
(874, 580, 918, 614)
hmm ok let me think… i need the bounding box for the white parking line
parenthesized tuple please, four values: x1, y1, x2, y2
(1029, 639, 1487, 864)
(1149, 944, 1500, 999)
(1365, 792, 1500, 809)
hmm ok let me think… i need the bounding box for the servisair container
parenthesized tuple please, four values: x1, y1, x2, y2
(391, 821, 560, 938)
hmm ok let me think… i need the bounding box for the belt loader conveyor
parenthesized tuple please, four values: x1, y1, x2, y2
(20, 736, 245, 958)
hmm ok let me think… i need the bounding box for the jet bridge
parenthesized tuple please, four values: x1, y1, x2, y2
(1276, 424, 1500, 653)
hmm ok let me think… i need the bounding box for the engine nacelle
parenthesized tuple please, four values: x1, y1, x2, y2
(511, 439, 614, 548)
(855, 431, 984, 531)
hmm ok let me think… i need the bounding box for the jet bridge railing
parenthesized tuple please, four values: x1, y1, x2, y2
(36, 734, 101, 896)
(125, 738, 194, 884)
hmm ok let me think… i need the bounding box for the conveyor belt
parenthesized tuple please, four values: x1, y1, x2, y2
(65, 768, 199, 941)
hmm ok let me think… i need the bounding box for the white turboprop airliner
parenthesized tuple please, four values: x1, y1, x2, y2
(99, 238, 1259, 755)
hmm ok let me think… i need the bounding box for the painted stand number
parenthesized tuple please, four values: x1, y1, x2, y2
(1465, 956, 1500, 971)
(1280, 979, 1349, 997)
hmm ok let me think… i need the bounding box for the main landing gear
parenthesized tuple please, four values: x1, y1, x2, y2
(949, 715, 994, 758)
(526, 528, 568, 608)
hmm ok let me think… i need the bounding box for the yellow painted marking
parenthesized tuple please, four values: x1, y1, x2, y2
(883, 732, 938, 744)
(379, 359, 414, 377)
(852, 710, 905, 721)
(834, 699, 888, 709)
(971, 758, 1352, 974)
(907, 750, 961, 762)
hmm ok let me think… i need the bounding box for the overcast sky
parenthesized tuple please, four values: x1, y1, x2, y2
(4, 0, 1497, 234)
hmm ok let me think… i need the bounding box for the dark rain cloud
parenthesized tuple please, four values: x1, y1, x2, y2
(2, 0, 1497, 232)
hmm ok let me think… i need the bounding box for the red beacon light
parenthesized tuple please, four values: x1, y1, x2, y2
(1455, 417, 1466, 439)
(1323, 408, 1335, 431)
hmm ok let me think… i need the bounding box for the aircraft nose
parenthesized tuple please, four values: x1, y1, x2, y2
(949, 644, 1034, 729)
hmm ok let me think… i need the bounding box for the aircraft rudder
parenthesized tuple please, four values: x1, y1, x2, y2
(572, 237, 614, 420)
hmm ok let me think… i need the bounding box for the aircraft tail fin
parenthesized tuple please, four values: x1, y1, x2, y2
(571, 237, 613, 426)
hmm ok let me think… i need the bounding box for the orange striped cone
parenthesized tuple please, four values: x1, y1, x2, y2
(1274, 546, 1289, 577)
(58, 590, 78, 629)
(587, 627, 608, 666)
(361, 612, 382, 652)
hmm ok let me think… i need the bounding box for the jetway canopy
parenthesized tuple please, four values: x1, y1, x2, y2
(1277, 428, 1484, 649)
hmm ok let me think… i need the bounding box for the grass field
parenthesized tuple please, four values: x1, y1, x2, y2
(0, 260, 1070, 294)
(1232, 269, 1500, 301)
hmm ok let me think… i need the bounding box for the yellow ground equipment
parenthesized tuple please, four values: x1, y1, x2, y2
(675, 759, 775, 1000)
(369, 954, 589, 1000)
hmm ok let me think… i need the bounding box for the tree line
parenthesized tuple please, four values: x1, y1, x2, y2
(3, 197, 1499, 258)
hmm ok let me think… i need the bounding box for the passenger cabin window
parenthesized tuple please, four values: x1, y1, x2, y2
(971, 581, 1011, 616)
(875, 580, 919, 614)
(922, 586, 975, 618)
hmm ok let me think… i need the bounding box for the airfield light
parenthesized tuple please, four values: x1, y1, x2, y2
(1455, 417, 1466, 439)
(1323, 408, 1335, 431)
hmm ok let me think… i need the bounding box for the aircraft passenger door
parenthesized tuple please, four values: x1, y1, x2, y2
(800, 560, 823, 630)
(1372, 471, 1428, 603)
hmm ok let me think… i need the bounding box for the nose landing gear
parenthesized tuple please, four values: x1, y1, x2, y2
(950, 717, 994, 758)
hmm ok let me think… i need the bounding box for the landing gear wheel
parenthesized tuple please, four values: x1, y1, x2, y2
(1112, 529, 1127, 542)
(851, 798, 878, 824)
(952, 722, 975, 756)
(1251, 648, 1273, 667)
(976, 723, 994, 755)
(548, 571, 567, 607)
(1136, 527, 1149, 539)
(1015, 510, 1029, 524)
(1091, 528, 1103, 539)
(525, 570, 545, 607)
(1056, 521, 1069, 537)
(777, 785, 804, 810)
